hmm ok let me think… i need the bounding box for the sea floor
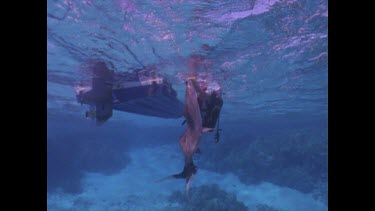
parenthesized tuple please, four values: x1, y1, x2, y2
(47, 144, 327, 211)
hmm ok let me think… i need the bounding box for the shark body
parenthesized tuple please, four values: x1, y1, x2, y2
(156, 79, 213, 193)
(173, 79, 203, 191)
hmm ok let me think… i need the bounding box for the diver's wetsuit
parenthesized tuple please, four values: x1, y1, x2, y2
(198, 91, 223, 129)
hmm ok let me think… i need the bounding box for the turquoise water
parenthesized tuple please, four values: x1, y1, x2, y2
(47, 0, 327, 210)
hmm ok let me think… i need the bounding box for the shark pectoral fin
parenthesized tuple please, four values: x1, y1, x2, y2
(181, 119, 186, 125)
(202, 127, 215, 132)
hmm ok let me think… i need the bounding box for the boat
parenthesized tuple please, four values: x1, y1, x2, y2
(75, 62, 184, 125)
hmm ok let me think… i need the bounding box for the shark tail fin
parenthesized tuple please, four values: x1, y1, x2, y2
(154, 175, 175, 183)
(157, 163, 197, 182)
(185, 174, 194, 196)
(157, 163, 197, 195)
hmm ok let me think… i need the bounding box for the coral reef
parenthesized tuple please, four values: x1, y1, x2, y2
(198, 125, 327, 195)
(168, 184, 248, 211)
(255, 204, 281, 211)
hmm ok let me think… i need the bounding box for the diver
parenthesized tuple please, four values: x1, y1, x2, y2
(191, 79, 223, 142)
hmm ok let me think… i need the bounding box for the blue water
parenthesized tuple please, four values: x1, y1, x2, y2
(47, 0, 327, 210)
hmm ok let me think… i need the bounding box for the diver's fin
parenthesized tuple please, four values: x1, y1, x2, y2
(203, 127, 215, 132)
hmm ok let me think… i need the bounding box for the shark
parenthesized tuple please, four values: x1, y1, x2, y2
(156, 78, 213, 193)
